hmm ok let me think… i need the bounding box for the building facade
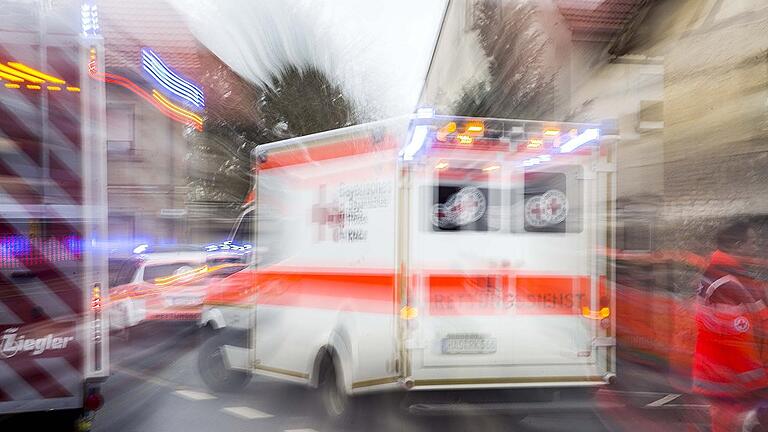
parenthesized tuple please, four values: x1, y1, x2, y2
(423, 0, 768, 257)
(97, 0, 203, 253)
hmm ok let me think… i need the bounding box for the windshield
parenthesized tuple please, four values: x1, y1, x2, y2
(143, 262, 198, 283)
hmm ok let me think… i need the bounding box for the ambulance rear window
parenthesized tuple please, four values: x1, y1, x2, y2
(431, 168, 500, 232)
(519, 167, 582, 233)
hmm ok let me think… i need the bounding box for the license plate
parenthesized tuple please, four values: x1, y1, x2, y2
(441, 333, 497, 354)
(150, 312, 199, 321)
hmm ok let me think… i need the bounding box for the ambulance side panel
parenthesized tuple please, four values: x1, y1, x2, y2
(252, 121, 407, 387)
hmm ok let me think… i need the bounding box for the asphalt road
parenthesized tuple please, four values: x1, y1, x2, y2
(76, 323, 709, 432)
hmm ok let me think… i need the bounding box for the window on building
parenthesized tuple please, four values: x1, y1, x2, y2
(637, 99, 664, 131)
(621, 221, 652, 252)
(106, 105, 135, 156)
(108, 214, 136, 246)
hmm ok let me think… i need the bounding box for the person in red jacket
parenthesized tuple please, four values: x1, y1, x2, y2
(693, 221, 768, 432)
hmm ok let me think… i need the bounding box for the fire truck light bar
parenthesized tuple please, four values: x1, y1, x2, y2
(141, 47, 205, 109)
(89, 49, 202, 130)
(7, 62, 66, 84)
(81, 3, 100, 36)
(0, 61, 80, 92)
(0, 71, 24, 82)
(0, 64, 43, 83)
(152, 90, 203, 125)
(0, 235, 83, 268)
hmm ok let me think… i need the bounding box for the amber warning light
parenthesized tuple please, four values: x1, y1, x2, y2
(91, 283, 103, 370)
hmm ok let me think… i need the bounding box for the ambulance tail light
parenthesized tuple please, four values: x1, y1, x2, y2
(582, 306, 610, 320)
(400, 305, 418, 320)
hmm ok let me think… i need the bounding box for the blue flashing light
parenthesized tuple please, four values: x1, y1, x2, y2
(140, 48, 205, 109)
(132, 244, 149, 254)
(559, 128, 600, 153)
(1, 235, 31, 256)
(142, 55, 204, 109)
(0, 235, 83, 267)
(81, 2, 100, 37)
(204, 241, 252, 253)
(64, 235, 83, 255)
(400, 125, 429, 161)
(142, 58, 203, 108)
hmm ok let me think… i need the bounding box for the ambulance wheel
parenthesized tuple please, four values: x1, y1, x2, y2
(318, 356, 357, 425)
(197, 330, 251, 393)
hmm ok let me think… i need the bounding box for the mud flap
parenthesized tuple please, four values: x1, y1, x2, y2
(222, 345, 250, 371)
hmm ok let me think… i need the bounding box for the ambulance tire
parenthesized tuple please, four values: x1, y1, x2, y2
(197, 329, 251, 393)
(318, 355, 357, 425)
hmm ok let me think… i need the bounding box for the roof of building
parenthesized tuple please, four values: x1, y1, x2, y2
(97, 0, 201, 77)
(556, 0, 649, 41)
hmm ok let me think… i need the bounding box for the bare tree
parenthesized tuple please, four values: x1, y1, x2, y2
(187, 54, 358, 213)
(454, 0, 554, 119)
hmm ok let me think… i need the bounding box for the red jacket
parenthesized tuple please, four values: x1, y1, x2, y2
(692, 251, 768, 397)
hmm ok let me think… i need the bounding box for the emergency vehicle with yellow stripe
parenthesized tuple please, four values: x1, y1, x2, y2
(198, 111, 617, 420)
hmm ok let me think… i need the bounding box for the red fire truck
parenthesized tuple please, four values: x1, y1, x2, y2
(0, 1, 108, 427)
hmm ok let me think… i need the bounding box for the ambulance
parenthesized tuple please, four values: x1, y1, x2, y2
(198, 112, 618, 422)
(109, 250, 216, 331)
(0, 1, 108, 427)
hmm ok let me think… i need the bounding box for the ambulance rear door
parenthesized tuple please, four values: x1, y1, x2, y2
(402, 118, 615, 388)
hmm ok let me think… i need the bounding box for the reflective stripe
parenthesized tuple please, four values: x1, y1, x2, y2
(745, 300, 767, 313)
(736, 368, 766, 383)
(696, 298, 765, 335)
(693, 369, 768, 396)
(692, 377, 740, 394)
(704, 275, 743, 302)
(697, 304, 748, 335)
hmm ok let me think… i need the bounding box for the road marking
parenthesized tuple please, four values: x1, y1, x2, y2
(221, 406, 274, 420)
(645, 393, 681, 407)
(112, 365, 182, 389)
(599, 389, 671, 397)
(662, 404, 710, 408)
(174, 390, 217, 401)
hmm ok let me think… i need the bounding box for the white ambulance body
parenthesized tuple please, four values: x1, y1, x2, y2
(211, 113, 616, 416)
